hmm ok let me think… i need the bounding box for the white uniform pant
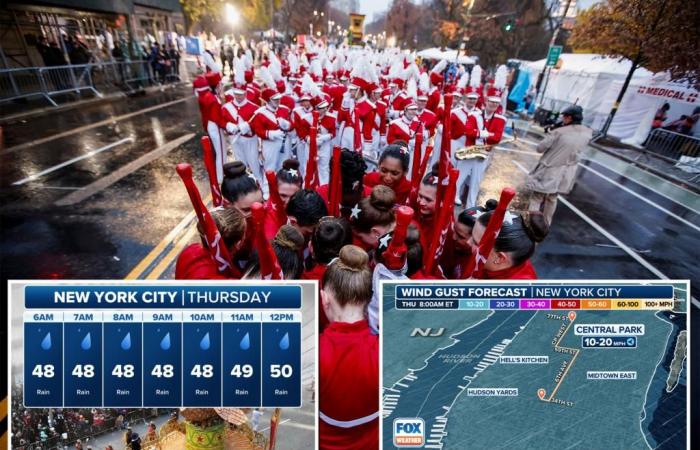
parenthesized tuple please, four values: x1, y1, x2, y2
(231, 135, 260, 178)
(296, 139, 309, 179)
(318, 141, 332, 185)
(261, 138, 284, 196)
(455, 156, 489, 209)
(340, 126, 355, 150)
(207, 121, 226, 183)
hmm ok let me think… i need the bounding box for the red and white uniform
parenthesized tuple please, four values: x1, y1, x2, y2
(355, 97, 376, 156)
(388, 90, 409, 118)
(338, 93, 356, 148)
(417, 108, 439, 138)
(317, 111, 337, 185)
(250, 105, 286, 180)
(449, 105, 471, 153)
(319, 320, 379, 450)
(292, 105, 314, 177)
(323, 83, 346, 113)
(372, 99, 388, 153)
(456, 109, 506, 208)
(426, 85, 441, 114)
(224, 97, 260, 181)
(197, 90, 228, 183)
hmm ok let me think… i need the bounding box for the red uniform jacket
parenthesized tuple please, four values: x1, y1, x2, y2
(449, 107, 470, 141)
(426, 86, 441, 113)
(319, 320, 379, 450)
(466, 111, 506, 146)
(197, 92, 227, 130)
(175, 244, 229, 279)
(483, 260, 538, 279)
(363, 171, 411, 205)
(227, 99, 258, 136)
(375, 100, 388, 136)
(280, 93, 296, 112)
(355, 97, 376, 144)
(251, 106, 283, 140)
(387, 117, 420, 145)
(293, 107, 314, 140)
(323, 84, 346, 112)
(389, 90, 410, 113)
(318, 112, 337, 138)
(246, 84, 261, 106)
(417, 108, 439, 137)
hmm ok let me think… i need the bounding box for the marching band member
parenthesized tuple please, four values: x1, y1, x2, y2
(223, 87, 260, 177)
(351, 185, 397, 252)
(194, 74, 228, 183)
(251, 88, 290, 196)
(338, 84, 360, 149)
(319, 245, 378, 450)
(316, 101, 337, 185)
(461, 95, 506, 208)
(372, 87, 388, 154)
(452, 91, 480, 205)
(292, 92, 314, 177)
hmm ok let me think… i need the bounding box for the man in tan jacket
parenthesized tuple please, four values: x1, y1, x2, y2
(525, 105, 592, 225)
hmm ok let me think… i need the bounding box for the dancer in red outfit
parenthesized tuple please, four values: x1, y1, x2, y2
(468, 210, 549, 280)
(304, 217, 353, 332)
(319, 245, 378, 450)
(351, 185, 396, 252)
(175, 207, 246, 279)
(363, 144, 411, 205)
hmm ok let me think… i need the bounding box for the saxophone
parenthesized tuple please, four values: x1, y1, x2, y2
(454, 122, 517, 160)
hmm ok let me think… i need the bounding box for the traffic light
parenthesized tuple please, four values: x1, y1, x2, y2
(503, 19, 515, 32)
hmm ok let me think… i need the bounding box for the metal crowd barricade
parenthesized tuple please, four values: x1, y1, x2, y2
(644, 128, 700, 162)
(0, 60, 180, 109)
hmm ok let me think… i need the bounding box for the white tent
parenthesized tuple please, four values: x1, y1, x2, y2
(417, 47, 476, 65)
(526, 53, 654, 130)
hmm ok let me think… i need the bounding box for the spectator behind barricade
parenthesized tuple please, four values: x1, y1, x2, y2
(652, 102, 670, 129)
(168, 45, 181, 76)
(35, 35, 51, 66)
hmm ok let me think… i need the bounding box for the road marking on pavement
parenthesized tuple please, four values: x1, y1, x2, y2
(502, 142, 700, 223)
(512, 160, 668, 280)
(514, 137, 700, 214)
(124, 211, 196, 279)
(55, 133, 195, 206)
(12, 137, 134, 186)
(2, 97, 189, 155)
(34, 185, 85, 190)
(578, 163, 700, 233)
(146, 225, 198, 280)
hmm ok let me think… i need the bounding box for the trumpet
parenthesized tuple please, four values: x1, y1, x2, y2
(454, 122, 517, 160)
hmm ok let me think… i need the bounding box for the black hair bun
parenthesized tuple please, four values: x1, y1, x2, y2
(223, 161, 247, 178)
(484, 199, 498, 211)
(282, 159, 300, 171)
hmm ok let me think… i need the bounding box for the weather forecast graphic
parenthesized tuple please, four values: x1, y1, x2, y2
(381, 281, 688, 450)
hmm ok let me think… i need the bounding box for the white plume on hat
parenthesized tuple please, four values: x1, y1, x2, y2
(406, 77, 418, 100)
(430, 59, 447, 75)
(310, 57, 323, 78)
(301, 73, 324, 98)
(469, 65, 482, 89)
(418, 72, 430, 93)
(234, 57, 246, 86)
(333, 53, 345, 73)
(403, 63, 420, 82)
(388, 57, 404, 80)
(258, 66, 276, 90)
(457, 71, 469, 90)
(494, 64, 508, 89)
(288, 52, 299, 74)
(243, 50, 253, 69)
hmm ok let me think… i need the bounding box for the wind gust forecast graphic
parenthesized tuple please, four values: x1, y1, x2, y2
(381, 281, 689, 450)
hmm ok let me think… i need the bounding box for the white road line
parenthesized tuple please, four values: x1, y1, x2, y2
(55, 133, 195, 206)
(2, 97, 189, 154)
(579, 164, 700, 233)
(12, 137, 133, 186)
(501, 145, 700, 225)
(512, 160, 668, 280)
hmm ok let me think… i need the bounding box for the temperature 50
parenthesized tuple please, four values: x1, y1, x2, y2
(270, 364, 293, 378)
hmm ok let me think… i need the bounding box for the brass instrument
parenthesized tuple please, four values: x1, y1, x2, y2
(454, 122, 517, 160)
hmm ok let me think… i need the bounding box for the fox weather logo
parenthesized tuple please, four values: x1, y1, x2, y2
(393, 417, 425, 447)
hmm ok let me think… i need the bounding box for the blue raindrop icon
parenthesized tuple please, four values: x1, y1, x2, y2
(240, 332, 250, 350)
(200, 332, 211, 350)
(279, 332, 289, 350)
(81, 332, 92, 350)
(160, 332, 171, 350)
(121, 332, 132, 351)
(41, 332, 52, 350)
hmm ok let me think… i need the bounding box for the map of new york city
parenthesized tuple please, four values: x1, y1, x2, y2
(381, 282, 688, 450)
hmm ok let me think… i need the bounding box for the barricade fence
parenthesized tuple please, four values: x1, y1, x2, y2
(1, 60, 181, 108)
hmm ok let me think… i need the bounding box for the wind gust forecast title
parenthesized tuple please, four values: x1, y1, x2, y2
(24, 285, 301, 309)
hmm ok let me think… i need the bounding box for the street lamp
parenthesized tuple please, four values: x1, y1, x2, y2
(224, 3, 239, 25)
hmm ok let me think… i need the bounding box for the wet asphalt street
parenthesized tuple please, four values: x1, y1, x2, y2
(0, 88, 697, 440)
